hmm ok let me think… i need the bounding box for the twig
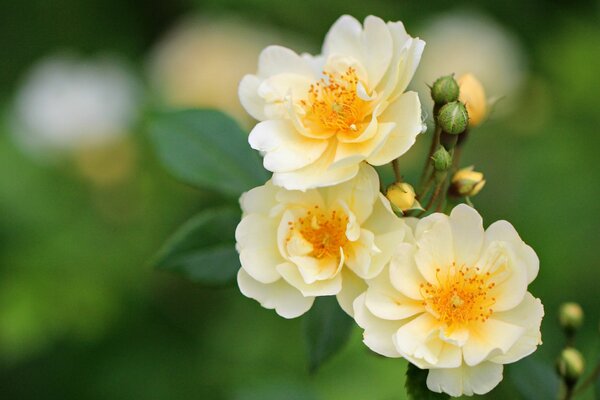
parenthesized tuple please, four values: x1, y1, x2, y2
(391, 159, 401, 182)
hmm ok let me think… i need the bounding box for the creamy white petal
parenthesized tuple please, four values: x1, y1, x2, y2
(344, 228, 377, 278)
(378, 21, 425, 99)
(485, 220, 539, 283)
(462, 318, 525, 366)
(285, 230, 313, 258)
(257, 45, 315, 79)
(239, 180, 278, 215)
(490, 293, 544, 364)
(365, 266, 422, 320)
(353, 294, 402, 357)
(414, 215, 455, 283)
(275, 186, 324, 209)
(336, 268, 367, 317)
(332, 122, 395, 170)
(248, 119, 328, 173)
(237, 268, 314, 319)
(342, 205, 361, 241)
(277, 262, 342, 296)
(390, 38, 426, 101)
(325, 163, 379, 224)
(238, 74, 266, 121)
(389, 242, 425, 300)
(277, 210, 298, 260)
(439, 327, 470, 347)
(476, 242, 528, 312)
(323, 15, 393, 88)
(449, 204, 484, 267)
(361, 196, 409, 279)
(367, 91, 422, 166)
(426, 362, 503, 397)
(289, 254, 340, 284)
(393, 313, 442, 365)
(272, 141, 360, 191)
(257, 73, 313, 120)
(236, 214, 282, 283)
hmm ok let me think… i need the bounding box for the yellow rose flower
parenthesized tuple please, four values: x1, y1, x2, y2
(353, 204, 544, 396)
(239, 15, 425, 190)
(236, 164, 410, 318)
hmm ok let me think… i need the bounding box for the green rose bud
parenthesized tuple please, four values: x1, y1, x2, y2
(431, 147, 452, 171)
(437, 101, 469, 134)
(556, 348, 585, 385)
(431, 75, 459, 105)
(559, 302, 584, 335)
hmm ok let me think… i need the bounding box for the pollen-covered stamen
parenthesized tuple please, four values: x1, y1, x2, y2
(420, 263, 497, 327)
(286, 205, 349, 259)
(300, 67, 370, 135)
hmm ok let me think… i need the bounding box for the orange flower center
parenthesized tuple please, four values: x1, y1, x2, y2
(287, 205, 349, 259)
(300, 67, 370, 135)
(421, 263, 496, 327)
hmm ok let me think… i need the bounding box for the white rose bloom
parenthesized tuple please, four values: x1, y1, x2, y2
(12, 54, 140, 159)
(236, 164, 410, 318)
(354, 204, 543, 397)
(239, 15, 425, 191)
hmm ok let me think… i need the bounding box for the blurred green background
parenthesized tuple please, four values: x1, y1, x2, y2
(1, 0, 599, 399)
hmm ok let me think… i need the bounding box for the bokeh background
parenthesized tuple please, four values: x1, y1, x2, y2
(1, 0, 599, 399)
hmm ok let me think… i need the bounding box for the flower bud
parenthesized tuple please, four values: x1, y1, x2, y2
(556, 348, 585, 385)
(458, 73, 487, 127)
(431, 147, 452, 171)
(451, 166, 485, 197)
(559, 302, 584, 335)
(437, 101, 469, 134)
(431, 75, 459, 105)
(386, 182, 416, 212)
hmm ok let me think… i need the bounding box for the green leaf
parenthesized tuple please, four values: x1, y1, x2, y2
(153, 207, 240, 285)
(149, 108, 268, 197)
(509, 358, 559, 400)
(303, 296, 354, 373)
(405, 363, 449, 400)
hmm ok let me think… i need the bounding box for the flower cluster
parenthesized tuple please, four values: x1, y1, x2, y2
(235, 14, 543, 397)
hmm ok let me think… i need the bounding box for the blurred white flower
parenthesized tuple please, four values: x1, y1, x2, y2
(12, 54, 140, 159)
(413, 11, 526, 116)
(147, 16, 285, 126)
(354, 204, 543, 397)
(236, 164, 410, 319)
(240, 15, 425, 191)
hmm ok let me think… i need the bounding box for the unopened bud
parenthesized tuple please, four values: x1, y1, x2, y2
(386, 182, 416, 212)
(559, 302, 584, 335)
(437, 101, 469, 134)
(431, 75, 459, 105)
(556, 348, 585, 385)
(432, 147, 452, 171)
(451, 166, 485, 197)
(458, 73, 487, 128)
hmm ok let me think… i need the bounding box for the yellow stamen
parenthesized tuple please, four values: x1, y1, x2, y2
(301, 67, 370, 135)
(286, 205, 349, 259)
(420, 263, 496, 327)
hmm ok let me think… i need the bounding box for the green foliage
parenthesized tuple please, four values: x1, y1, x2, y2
(149, 109, 268, 197)
(405, 363, 449, 400)
(508, 357, 560, 399)
(153, 207, 241, 285)
(303, 296, 354, 373)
